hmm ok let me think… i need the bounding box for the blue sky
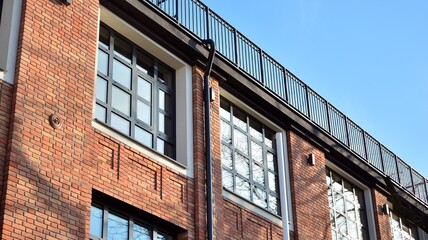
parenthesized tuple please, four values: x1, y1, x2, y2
(201, 0, 428, 178)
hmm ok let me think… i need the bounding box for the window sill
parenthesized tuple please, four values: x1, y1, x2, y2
(92, 119, 190, 177)
(222, 189, 283, 227)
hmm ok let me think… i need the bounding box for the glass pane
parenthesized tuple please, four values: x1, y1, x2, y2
(99, 25, 109, 49)
(157, 138, 173, 158)
(138, 77, 151, 102)
(137, 50, 154, 77)
(220, 120, 232, 144)
(158, 113, 172, 135)
(112, 59, 132, 89)
(158, 64, 173, 89)
(233, 129, 248, 155)
(235, 152, 249, 179)
(347, 220, 358, 238)
(135, 126, 152, 148)
(233, 108, 247, 131)
(90, 206, 103, 238)
(111, 113, 130, 135)
(264, 128, 275, 149)
(336, 213, 347, 236)
(267, 152, 275, 170)
(251, 141, 263, 164)
(137, 100, 151, 125)
(159, 90, 171, 113)
(220, 99, 231, 121)
(95, 104, 106, 123)
(253, 186, 267, 208)
(97, 49, 109, 76)
(252, 163, 264, 186)
(96, 76, 108, 102)
(268, 195, 279, 215)
(249, 119, 263, 141)
(133, 223, 151, 240)
(112, 86, 131, 116)
(107, 213, 128, 240)
(268, 172, 277, 192)
(114, 35, 132, 62)
(157, 233, 172, 240)
(222, 169, 233, 191)
(235, 176, 250, 200)
(221, 144, 232, 169)
(335, 195, 345, 214)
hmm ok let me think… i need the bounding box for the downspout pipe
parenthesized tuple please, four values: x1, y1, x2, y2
(202, 39, 215, 240)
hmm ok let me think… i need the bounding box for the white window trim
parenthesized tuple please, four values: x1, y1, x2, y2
(326, 161, 378, 240)
(93, 6, 194, 178)
(0, 0, 22, 83)
(220, 89, 294, 230)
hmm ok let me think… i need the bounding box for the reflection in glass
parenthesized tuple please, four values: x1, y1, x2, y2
(111, 113, 130, 135)
(235, 152, 249, 179)
(99, 26, 110, 49)
(90, 206, 103, 238)
(253, 186, 267, 208)
(264, 128, 275, 148)
(268, 195, 278, 215)
(137, 50, 154, 76)
(137, 100, 151, 125)
(107, 213, 128, 240)
(133, 223, 151, 240)
(96, 104, 107, 123)
(222, 169, 233, 191)
(251, 141, 263, 163)
(138, 77, 151, 102)
(220, 120, 232, 143)
(98, 49, 109, 76)
(157, 138, 173, 158)
(235, 176, 250, 200)
(113, 59, 132, 89)
(252, 163, 264, 186)
(233, 108, 247, 131)
(96, 77, 108, 102)
(233, 129, 248, 155)
(249, 119, 263, 141)
(267, 152, 274, 170)
(135, 126, 152, 148)
(114, 36, 132, 62)
(158, 65, 173, 88)
(220, 99, 231, 120)
(158, 113, 172, 135)
(112, 86, 131, 116)
(159, 90, 171, 112)
(268, 172, 276, 192)
(221, 144, 232, 169)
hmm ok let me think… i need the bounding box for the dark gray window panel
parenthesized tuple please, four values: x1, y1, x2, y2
(95, 23, 175, 159)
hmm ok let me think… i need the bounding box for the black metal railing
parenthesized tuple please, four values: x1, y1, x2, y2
(144, 0, 428, 205)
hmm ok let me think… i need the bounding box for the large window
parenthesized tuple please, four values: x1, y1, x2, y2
(90, 204, 174, 240)
(390, 212, 418, 240)
(326, 168, 369, 240)
(95, 23, 175, 158)
(220, 98, 280, 215)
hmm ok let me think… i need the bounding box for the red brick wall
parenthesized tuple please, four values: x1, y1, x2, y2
(372, 189, 392, 239)
(0, 80, 14, 218)
(287, 131, 331, 239)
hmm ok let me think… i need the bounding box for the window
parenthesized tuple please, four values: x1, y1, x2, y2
(390, 212, 419, 240)
(95, 23, 175, 159)
(90, 204, 174, 240)
(220, 97, 280, 215)
(326, 168, 369, 240)
(0, 0, 3, 25)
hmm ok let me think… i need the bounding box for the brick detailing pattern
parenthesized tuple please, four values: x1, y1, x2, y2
(287, 131, 332, 239)
(222, 199, 285, 240)
(372, 189, 393, 239)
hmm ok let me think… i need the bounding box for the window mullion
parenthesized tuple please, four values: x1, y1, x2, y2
(130, 45, 137, 140)
(153, 59, 159, 151)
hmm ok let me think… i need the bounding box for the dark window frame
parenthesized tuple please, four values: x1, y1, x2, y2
(220, 97, 280, 215)
(0, 0, 3, 26)
(95, 23, 176, 159)
(90, 203, 175, 240)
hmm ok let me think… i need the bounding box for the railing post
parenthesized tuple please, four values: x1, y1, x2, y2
(394, 154, 401, 184)
(408, 167, 415, 194)
(325, 102, 331, 133)
(362, 131, 368, 160)
(282, 68, 288, 103)
(233, 28, 238, 66)
(175, 0, 180, 22)
(425, 178, 428, 203)
(259, 49, 265, 85)
(344, 117, 350, 147)
(305, 85, 311, 120)
(379, 145, 385, 173)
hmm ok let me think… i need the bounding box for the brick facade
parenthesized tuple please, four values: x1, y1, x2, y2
(0, 0, 426, 239)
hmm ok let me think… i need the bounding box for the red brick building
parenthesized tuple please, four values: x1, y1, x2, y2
(0, 0, 427, 239)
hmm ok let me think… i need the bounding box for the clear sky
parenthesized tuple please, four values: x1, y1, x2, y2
(201, 0, 428, 178)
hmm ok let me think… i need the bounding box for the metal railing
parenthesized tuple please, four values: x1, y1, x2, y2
(145, 0, 428, 205)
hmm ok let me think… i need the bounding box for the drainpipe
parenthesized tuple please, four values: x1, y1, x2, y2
(201, 39, 215, 240)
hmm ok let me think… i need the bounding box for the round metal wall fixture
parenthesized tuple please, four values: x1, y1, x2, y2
(49, 114, 63, 129)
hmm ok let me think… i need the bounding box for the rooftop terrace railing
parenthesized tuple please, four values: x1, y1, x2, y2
(145, 0, 428, 205)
